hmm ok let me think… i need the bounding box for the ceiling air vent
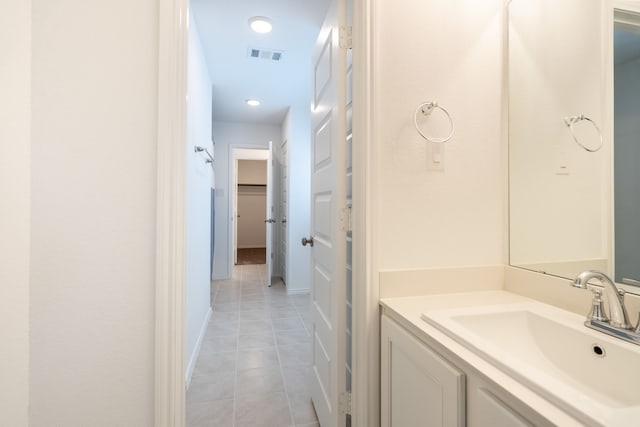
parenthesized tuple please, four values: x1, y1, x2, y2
(247, 47, 284, 62)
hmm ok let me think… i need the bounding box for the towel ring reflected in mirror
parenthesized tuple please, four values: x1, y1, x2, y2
(564, 114, 604, 153)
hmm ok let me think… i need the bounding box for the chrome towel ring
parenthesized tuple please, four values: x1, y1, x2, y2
(414, 101, 455, 143)
(564, 114, 603, 153)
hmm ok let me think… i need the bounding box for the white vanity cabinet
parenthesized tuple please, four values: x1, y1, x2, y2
(466, 375, 555, 427)
(381, 314, 558, 427)
(381, 315, 465, 427)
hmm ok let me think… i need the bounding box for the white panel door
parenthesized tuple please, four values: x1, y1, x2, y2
(233, 160, 239, 266)
(266, 142, 274, 285)
(309, 0, 347, 425)
(280, 140, 288, 284)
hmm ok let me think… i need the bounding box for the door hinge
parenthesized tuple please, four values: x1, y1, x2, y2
(340, 207, 352, 232)
(339, 391, 352, 415)
(339, 26, 353, 49)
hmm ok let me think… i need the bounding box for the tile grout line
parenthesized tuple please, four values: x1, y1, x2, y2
(292, 294, 311, 338)
(291, 294, 311, 427)
(231, 265, 243, 427)
(257, 264, 296, 426)
(268, 279, 297, 427)
(290, 285, 315, 426)
(196, 264, 315, 427)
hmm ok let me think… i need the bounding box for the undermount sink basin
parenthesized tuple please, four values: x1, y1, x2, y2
(422, 301, 640, 426)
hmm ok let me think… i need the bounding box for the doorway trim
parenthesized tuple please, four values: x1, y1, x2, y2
(352, 0, 378, 426)
(154, 0, 377, 425)
(229, 146, 270, 277)
(155, 0, 188, 425)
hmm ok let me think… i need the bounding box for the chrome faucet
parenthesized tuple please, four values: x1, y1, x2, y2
(572, 270, 640, 345)
(572, 270, 632, 329)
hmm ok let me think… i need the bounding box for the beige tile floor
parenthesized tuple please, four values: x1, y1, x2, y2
(187, 264, 318, 427)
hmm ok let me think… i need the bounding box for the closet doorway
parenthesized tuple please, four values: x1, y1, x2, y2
(236, 159, 267, 264)
(230, 146, 275, 284)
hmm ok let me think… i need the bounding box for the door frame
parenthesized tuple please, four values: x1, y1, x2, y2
(155, 0, 189, 425)
(154, 0, 378, 426)
(351, 2, 379, 426)
(229, 146, 271, 276)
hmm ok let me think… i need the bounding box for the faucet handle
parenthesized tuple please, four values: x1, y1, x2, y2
(587, 288, 609, 323)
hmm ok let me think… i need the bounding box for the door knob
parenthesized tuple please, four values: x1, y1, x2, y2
(264, 218, 276, 223)
(301, 236, 314, 247)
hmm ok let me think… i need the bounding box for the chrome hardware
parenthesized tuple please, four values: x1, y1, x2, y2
(301, 237, 314, 247)
(413, 100, 455, 143)
(282, 218, 287, 224)
(572, 270, 631, 329)
(339, 391, 352, 415)
(264, 218, 276, 223)
(583, 319, 640, 346)
(194, 145, 214, 165)
(572, 270, 640, 346)
(587, 289, 608, 323)
(564, 114, 604, 152)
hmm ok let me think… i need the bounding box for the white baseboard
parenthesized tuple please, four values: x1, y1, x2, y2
(185, 307, 212, 389)
(286, 288, 310, 296)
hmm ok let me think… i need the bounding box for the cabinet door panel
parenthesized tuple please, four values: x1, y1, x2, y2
(473, 387, 534, 427)
(381, 316, 465, 427)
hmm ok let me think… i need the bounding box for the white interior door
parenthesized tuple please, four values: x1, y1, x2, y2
(309, 0, 347, 425)
(280, 140, 289, 284)
(266, 141, 274, 285)
(233, 159, 238, 266)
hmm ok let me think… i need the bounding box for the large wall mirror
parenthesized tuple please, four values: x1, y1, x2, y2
(508, 0, 640, 289)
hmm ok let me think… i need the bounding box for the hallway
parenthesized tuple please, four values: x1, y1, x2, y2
(187, 265, 318, 427)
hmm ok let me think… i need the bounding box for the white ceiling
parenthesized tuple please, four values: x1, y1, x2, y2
(190, 0, 332, 125)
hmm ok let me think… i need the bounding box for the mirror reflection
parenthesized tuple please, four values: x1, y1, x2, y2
(614, 9, 640, 286)
(508, 0, 609, 280)
(509, 1, 640, 287)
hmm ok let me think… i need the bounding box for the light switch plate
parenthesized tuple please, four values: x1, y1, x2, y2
(427, 141, 445, 171)
(554, 146, 570, 175)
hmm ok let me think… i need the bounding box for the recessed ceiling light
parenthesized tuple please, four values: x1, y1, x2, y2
(249, 16, 272, 34)
(246, 99, 261, 107)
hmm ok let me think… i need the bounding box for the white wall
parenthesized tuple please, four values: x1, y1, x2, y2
(0, 1, 31, 425)
(29, 1, 157, 424)
(373, 0, 505, 272)
(238, 160, 267, 184)
(212, 121, 282, 279)
(282, 106, 312, 293)
(185, 13, 213, 382)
